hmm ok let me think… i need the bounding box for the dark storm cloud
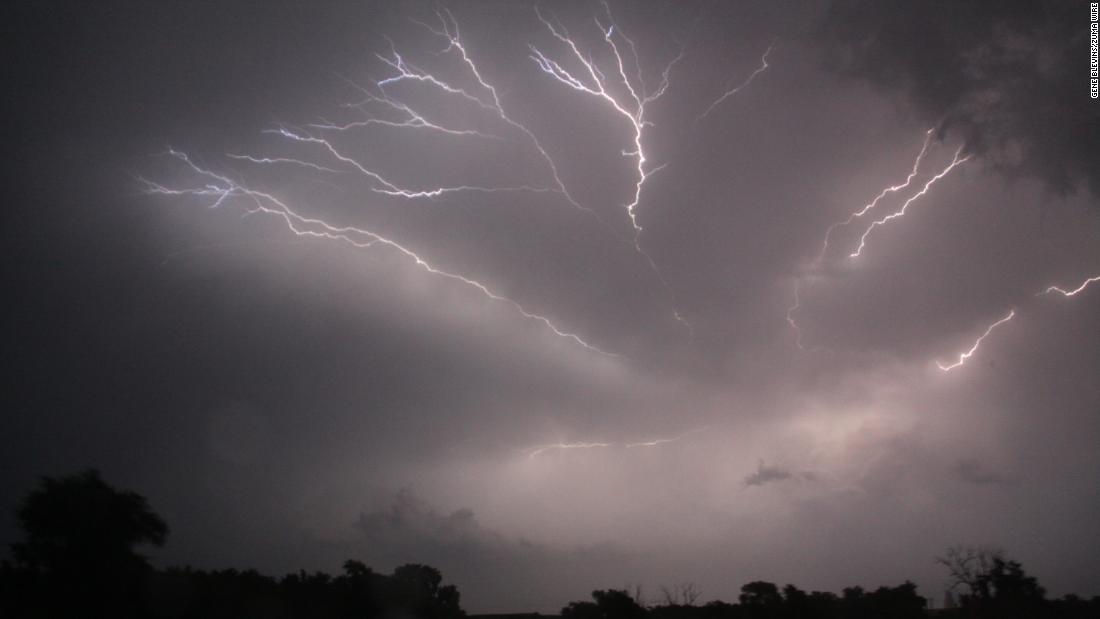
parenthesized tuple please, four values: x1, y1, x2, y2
(817, 0, 1100, 197)
(743, 460, 793, 487)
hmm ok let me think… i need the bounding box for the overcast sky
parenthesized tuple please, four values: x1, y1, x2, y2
(3, 0, 1099, 613)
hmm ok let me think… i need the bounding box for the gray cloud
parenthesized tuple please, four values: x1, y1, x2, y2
(743, 460, 794, 487)
(348, 489, 634, 613)
(817, 0, 1100, 198)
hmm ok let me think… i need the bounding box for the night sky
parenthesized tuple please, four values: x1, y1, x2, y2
(3, 0, 1099, 613)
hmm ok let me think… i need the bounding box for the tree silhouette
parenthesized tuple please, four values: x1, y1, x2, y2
(738, 581, 783, 608)
(935, 546, 1059, 618)
(562, 589, 647, 619)
(388, 563, 465, 619)
(936, 545, 1002, 601)
(7, 469, 168, 617)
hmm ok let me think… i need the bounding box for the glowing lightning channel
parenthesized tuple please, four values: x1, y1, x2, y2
(375, 9, 594, 216)
(527, 3, 693, 334)
(253, 126, 555, 200)
(529, 6, 682, 242)
(785, 132, 964, 351)
(625, 425, 707, 448)
(311, 79, 503, 140)
(525, 441, 613, 459)
(526, 426, 703, 457)
(935, 310, 1015, 371)
(849, 147, 971, 258)
(785, 279, 805, 350)
(142, 149, 617, 357)
(696, 42, 774, 122)
(816, 129, 935, 264)
(1039, 275, 1100, 297)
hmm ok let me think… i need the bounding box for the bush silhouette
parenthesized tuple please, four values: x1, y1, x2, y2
(5, 469, 167, 617)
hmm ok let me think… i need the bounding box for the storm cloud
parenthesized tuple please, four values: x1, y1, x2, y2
(818, 0, 1100, 197)
(3, 0, 1099, 613)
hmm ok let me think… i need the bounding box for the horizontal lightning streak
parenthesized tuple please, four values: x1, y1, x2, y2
(1040, 275, 1100, 297)
(266, 127, 556, 200)
(526, 427, 703, 457)
(625, 426, 706, 448)
(226, 154, 345, 174)
(143, 150, 616, 357)
(525, 441, 614, 459)
(936, 310, 1015, 371)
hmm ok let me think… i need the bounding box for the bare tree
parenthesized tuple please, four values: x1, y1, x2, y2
(935, 545, 1003, 600)
(659, 583, 701, 606)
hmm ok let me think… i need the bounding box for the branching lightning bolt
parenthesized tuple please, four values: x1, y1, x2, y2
(935, 310, 1015, 371)
(142, 149, 616, 357)
(696, 42, 773, 123)
(375, 9, 595, 215)
(250, 126, 555, 200)
(528, 3, 692, 333)
(529, 6, 680, 241)
(316, 75, 503, 139)
(849, 147, 971, 258)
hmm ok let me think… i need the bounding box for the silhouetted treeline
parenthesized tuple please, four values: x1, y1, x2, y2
(562, 579, 1100, 619)
(3, 557, 464, 619)
(0, 470, 463, 619)
(2, 470, 1099, 618)
(144, 560, 462, 619)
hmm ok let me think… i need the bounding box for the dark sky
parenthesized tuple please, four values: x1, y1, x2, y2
(3, 0, 1099, 613)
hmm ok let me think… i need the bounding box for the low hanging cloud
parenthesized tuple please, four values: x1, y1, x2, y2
(743, 460, 794, 487)
(348, 489, 636, 613)
(816, 0, 1100, 198)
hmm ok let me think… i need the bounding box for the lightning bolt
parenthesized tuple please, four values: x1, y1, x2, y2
(935, 310, 1015, 371)
(625, 425, 707, 448)
(142, 149, 616, 357)
(1039, 275, 1100, 297)
(816, 129, 935, 264)
(525, 441, 614, 459)
(315, 75, 502, 139)
(377, 9, 594, 216)
(849, 147, 971, 258)
(528, 2, 692, 333)
(529, 6, 680, 241)
(696, 42, 774, 122)
(248, 126, 557, 201)
(785, 278, 805, 350)
(525, 426, 703, 457)
(929, 273, 1097, 370)
(785, 129, 939, 350)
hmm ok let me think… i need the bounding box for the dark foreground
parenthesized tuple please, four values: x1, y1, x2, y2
(2, 471, 1098, 618)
